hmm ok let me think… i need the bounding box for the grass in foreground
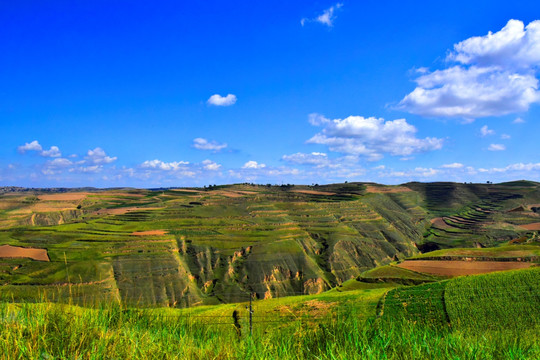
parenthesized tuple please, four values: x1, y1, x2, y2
(1, 273, 539, 360)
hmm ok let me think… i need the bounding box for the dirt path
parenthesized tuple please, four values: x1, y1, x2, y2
(396, 260, 533, 277)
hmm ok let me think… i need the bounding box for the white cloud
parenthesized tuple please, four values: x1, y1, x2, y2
(18, 140, 42, 153)
(501, 134, 511, 139)
(202, 160, 221, 171)
(281, 152, 329, 166)
(441, 163, 464, 169)
(513, 117, 525, 124)
(301, 3, 343, 27)
(48, 158, 73, 167)
(192, 138, 228, 152)
(488, 143, 506, 151)
(448, 19, 540, 69)
(480, 125, 495, 137)
(141, 159, 189, 171)
(18, 141, 62, 157)
(40, 146, 62, 158)
(207, 94, 237, 106)
(400, 20, 540, 120)
(85, 148, 117, 164)
(242, 161, 266, 169)
(306, 114, 443, 160)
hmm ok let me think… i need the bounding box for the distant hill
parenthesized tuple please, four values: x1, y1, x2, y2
(0, 181, 539, 306)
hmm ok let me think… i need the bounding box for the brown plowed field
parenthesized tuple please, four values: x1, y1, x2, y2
(521, 222, 540, 230)
(0, 244, 49, 261)
(430, 217, 453, 229)
(397, 260, 533, 276)
(365, 185, 412, 193)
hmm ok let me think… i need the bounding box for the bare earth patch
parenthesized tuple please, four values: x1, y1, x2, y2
(365, 185, 412, 194)
(521, 222, 540, 230)
(131, 230, 167, 236)
(397, 260, 532, 276)
(430, 217, 453, 230)
(37, 193, 89, 201)
(291, 190, 336, 196)
(0, 244, 49, 261)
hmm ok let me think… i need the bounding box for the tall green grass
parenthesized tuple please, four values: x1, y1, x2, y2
(1, 297, 538, 359)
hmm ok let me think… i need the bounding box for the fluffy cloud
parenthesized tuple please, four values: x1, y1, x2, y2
(18, 140, 42, 153)
(141, 159, 189, 171)
(192, 138, 227, 151)
(306, 114, 443, 161)
(18, 140, 62, 157)
(448, 20, 540, 69)
(202, 160, 221, 171)
(400, 20, 540, 119)
(302, 3, 343, 27)
(480, 125, 495, 137)
(207, 94, 237, 106)
(513, 117, 525, 124)
(40, 146, 61, 157)
(242, 161, 266, 169)
(488, 143, 506, 151)
(85, 148, 117, 164)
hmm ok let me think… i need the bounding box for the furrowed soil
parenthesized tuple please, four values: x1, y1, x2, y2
(396, 260, 533, 276)
(0, 244, 49, 261)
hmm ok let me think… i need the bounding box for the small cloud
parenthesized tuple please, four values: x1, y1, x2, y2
(40, 146, 62, 158)
(18, 140, 42, 153)
(141, 159, 189, 171)
(192, 138, 228, 152)
(242, 161, 266, 169)
(513, 117, 525, 124)
(302, 3, 343, 27)
(373, 165, 386, 170)
(480, 125, 495, 137)
(441, 163, 464, 169)
(281, 152, 328, 166)
(85, 148, 117, 164)
(202, 160, 221, 171)
(207, 94, 237, 106)
(501, 134, 511, 139)
(488, 143, 506, 151)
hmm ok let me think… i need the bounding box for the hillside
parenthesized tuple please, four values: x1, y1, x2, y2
(0, 181, 539, 306)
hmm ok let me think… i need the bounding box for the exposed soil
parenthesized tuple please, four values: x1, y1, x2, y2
(131, 230, 167, 236)
(291, 190, 336, 196)
(430, 217, 453, 230)
(365, 185, 412, 194)
(37, 193, 89, 201)
(0, 244, 49, 261)
(217, 191, 244, 198)
(520, 222, 540, 230)
(397, 260, 533, 276)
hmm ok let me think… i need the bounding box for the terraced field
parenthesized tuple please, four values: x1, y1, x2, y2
(0, 181, 539, 306)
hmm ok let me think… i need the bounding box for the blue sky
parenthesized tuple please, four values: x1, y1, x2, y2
(2, 0, 540, 187)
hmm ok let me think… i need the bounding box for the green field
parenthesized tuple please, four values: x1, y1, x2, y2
(1, 181, 539, 306)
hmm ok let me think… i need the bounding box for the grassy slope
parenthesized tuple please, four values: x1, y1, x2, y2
(0, 181, 539, 306)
